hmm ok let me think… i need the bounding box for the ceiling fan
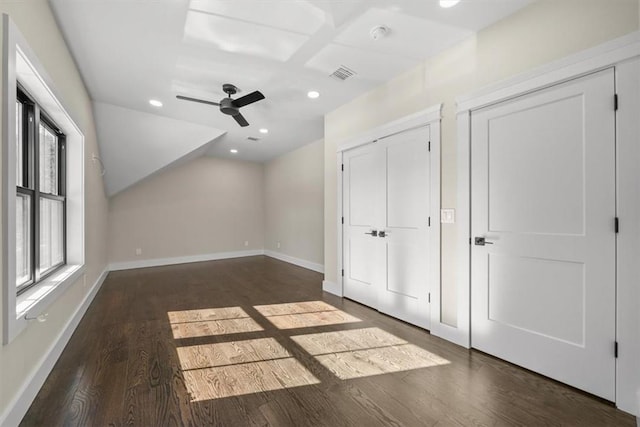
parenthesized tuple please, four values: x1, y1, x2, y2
(176, 83, 265, 127)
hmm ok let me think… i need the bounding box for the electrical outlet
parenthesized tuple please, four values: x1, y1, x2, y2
(135, 248, 142, 256)
(244, 241, 249, 247)
(276, 241, 281, 249)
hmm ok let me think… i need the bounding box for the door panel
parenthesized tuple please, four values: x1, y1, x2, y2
(348, 238, 375, 286)
(377, 128, 431, 329)
(387, 140, 426, 228)
(471, 68, 616, 400)
(349, 152, 378, 226)
(487, 94, 585, 235)
(387, 242, 426, 299)
(343, 145, 383, 308)
(487, 254, 585, 345)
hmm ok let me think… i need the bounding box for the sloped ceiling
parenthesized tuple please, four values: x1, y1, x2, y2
(49, 0, 531, 196)
(93, 102, 225, 195)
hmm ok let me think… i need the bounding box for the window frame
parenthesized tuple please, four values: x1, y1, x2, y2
(15, 85, 67, 295)
(3, 14, 86, 345)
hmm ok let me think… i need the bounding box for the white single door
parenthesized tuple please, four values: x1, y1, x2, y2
(343, 127, 432, 329)
(471, 69, 616, 400)
(376, 128, 431, 329)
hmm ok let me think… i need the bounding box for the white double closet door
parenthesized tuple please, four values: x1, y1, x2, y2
(471, 68, 616, 400)
(343, 126, 432, 329)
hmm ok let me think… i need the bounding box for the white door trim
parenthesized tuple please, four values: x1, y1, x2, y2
(336, 104, 442, 153)
(456, 31, 640, 114)
(330, 105, 442, 333)
(455, 31, 640, 415)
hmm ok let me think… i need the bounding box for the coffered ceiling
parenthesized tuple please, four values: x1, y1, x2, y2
(49, 0, 531, 195)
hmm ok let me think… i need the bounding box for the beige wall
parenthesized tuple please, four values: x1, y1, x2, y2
(0, 0, 109, 421)
(324, 0, 640, 325)
(264, 139, 324, 266)
(109, 156, 264, 264)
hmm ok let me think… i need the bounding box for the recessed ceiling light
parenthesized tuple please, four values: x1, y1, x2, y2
(439, 0, 461, 8)
(259, 128, 269, 134)
(230, 149, 238, 154)
(149, 99, 163, 107)
(307, 90, 320, 99)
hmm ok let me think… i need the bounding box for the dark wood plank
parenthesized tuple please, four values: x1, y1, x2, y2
(20, 256, 636, 427)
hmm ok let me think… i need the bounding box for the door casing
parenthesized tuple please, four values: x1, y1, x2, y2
(452, 32, 640, 414)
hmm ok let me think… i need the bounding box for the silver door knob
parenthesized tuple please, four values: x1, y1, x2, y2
(474, 237, 494, 246)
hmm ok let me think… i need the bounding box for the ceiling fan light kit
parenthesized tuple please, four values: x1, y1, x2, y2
(176, 83, 265, 127)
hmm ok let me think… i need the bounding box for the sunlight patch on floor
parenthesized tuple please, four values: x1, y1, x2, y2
(177, 338, 291, 370)
(291, 327, 407, 354)
(292, 328, 450, 380)
(168, 306, 249, 324)
(254, 301, 338, 316)
(171, 318, 263, 339)
(254, 301, 362, 329)
(168, 304, 446, 401)
(182, 357, 319, 401)
(265, 310, 361, 329)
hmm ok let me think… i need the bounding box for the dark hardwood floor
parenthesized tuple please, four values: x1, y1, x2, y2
(21, 256, 635, 426)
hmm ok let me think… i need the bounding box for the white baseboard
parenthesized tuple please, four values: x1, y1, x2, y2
(0, 268, 109, 427)
(264, 250, 324, 273)
(109, 249, 265, 271)
(322, 280, 342, 296)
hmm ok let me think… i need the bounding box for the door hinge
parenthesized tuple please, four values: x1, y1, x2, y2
(428, 217, 431, 227)
(341, 216, 344, 224)
(428, 141, 431, 152)
(341, 269, 344, 277)
(615, 217, 619, 233)
(614, 94, 619, 111)
(469, 237, 472, 245)
(341, 164, 344, 172)
(428, 292, 431, 303)
(614, 341, 619, 358)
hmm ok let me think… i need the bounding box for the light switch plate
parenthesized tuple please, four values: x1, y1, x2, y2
(441, 208, 455, 224)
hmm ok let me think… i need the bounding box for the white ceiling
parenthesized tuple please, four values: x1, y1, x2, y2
(49, 0, 531, 196)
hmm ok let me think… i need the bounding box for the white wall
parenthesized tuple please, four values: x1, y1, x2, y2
(108, 156, 264, 265)
(109, 140, 325, 272)
(0, 0, 109, 422)
(324, 0, 640, 326)
(264, 139, 324, 269)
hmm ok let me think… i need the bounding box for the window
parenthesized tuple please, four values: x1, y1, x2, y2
(15, 86, 66, 294)
(4, 17, 85, 344)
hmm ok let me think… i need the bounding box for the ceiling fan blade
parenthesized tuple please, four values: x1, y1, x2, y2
(233, 113, 249, 127)
(232, 91, 265, 108)
(176, 95, 220, 106)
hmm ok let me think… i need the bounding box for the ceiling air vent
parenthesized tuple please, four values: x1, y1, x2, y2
(330, 65, 356, 82)
(247, 136, 260, 141)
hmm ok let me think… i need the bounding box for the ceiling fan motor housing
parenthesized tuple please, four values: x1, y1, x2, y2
(220, 97, 239, 116)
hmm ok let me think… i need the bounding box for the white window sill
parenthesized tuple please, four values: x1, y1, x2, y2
(16, 264, 85, 320)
